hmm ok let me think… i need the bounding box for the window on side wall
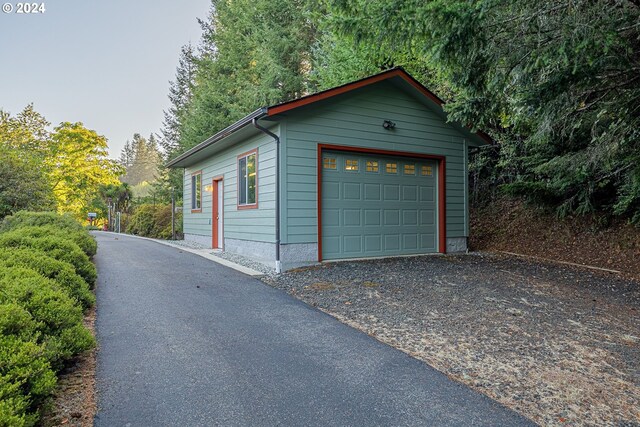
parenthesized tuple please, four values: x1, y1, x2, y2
(191, 172, 202, 211)
(238, 150, 257, 208)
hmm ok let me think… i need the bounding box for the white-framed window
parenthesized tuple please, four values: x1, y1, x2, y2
(191, 171, 202, 211)
(238, 150, 257, 208)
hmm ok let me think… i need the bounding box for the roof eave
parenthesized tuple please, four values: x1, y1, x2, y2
(166, 108, 267, 168)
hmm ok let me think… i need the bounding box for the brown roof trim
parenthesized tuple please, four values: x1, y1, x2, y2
(266, 67, 492, 145)
(266, 69, 419, 116)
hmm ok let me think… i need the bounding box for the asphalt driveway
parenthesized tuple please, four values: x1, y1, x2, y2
(93, 233, 532, 426)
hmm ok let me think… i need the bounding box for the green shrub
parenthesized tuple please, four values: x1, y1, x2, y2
(0, 211, 99, 426)
(0, 211, 82, 234)
(0, 248, 95, 308)
(0, 225, 97, 258)
(0, 266, 94, 366)
(0, 336, 57, 427)
(126, 204, 181, 239)
(0, 234, 96, 286)
(0, 303, 39, 342)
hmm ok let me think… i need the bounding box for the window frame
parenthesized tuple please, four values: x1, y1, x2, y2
(190, 170, 202, 213)
(323, 156, 337, 170)
(385, 162, 398, 174)
(404, 163, 416, 175)
(345, 158, 359, 172)
(421, 165, 433, 177)
(365, 160, 379, 173)
(237, 149, 258, 210)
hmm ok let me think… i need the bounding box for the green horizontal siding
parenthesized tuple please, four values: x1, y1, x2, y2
(281, 81, 469, 245)
(183, 129, 278, 244)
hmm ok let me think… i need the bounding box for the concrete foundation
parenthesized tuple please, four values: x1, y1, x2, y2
(446, 237, 468, 253)
(186, 234, 467, 271)
(183, 233, 212, 248)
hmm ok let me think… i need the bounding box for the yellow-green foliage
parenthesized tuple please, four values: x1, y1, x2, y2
(0, 211, 83, 233)
(4, 225, 97, 258)
(0, 336, 57, 427)
(0, 248, 95, 308)
(0, 211, 97, 257)
(0, 211, 97, 425)
(126, 204, 181, 239)
(0, 233, 96, 286)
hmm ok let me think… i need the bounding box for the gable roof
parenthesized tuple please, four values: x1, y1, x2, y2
(167, 67, 492, 168)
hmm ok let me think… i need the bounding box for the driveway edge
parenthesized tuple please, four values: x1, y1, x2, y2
(97, 231, 264, 277)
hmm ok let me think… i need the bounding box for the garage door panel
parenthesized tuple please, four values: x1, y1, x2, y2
(364, 183, 381, 200)
(343, 235, 362, 253)
(322, 151, 438, 260)
(420, 210, 435, 226)
(384, 234, 401, 251)
(324, 182, 340, 199)
(343, 182, 361, 200)
(403, 210, 418, 226)
(323, 236, 341, 256)
(403, 234, 418, 250)
(402, 185, 418, 201)
(384, 209, 400, 226)
(324, 209, 340, 227)
(383, 185, 400, 201)
(419, 185, 435, 202)
(364, 210, 381, 226)
(364, 235, 382, 252)
(420, 234, 436, 250)
(343, 209, 361, 226)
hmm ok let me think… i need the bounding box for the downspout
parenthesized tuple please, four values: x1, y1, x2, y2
(252, 117, 282, 273)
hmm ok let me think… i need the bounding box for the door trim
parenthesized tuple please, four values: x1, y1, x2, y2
(212, 176, 224, 249)
(317, 144, 446, 262)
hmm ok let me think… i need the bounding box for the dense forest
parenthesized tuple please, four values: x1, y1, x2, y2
(157, 0, 639, 224)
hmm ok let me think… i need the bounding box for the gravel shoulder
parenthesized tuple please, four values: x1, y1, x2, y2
(262, 252, 640, 426)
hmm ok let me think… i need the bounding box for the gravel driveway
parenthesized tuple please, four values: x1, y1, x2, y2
(262, 253, 640, 426)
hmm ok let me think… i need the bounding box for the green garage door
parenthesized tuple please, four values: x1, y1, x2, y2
(321, 151, 438, 260)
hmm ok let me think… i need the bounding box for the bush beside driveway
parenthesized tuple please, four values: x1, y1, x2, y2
(0, 212, 96, 426)
(262, 253, 640, 426)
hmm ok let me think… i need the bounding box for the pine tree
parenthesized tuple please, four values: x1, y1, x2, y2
(119, 140, 134, 169)
(161, 43, 197, 158)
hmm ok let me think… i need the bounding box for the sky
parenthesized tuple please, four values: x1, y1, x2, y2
(0, 0, 211, 158)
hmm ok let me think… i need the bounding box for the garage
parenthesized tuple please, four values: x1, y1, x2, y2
(321, 150, 439, 260)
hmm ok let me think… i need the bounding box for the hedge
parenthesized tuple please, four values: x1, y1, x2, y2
(0, 265, 94, 366)
(0, 224, 98, 258)
(126, 204, 181, 239)
(0, 211, 83, 234)
(0, 336, 56, 427)
(0, 233, 97, 286)
(0, 212, 97, 426)
(0, 248, 95, 309)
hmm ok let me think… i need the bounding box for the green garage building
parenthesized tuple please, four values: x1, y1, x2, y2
(167, 68, 491, 272)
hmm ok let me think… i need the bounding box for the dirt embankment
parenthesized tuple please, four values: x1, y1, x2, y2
(470, 198, 640, 280)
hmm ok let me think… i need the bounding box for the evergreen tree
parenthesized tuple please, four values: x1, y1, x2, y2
(119, 133, 162, 187)
(328, 0, 640, 221)
(177, 0, 317, 152)
(161, 43, 197, 157)
(119, 140, 134, 169)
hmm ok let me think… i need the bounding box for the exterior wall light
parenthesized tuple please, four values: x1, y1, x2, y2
(382, 120, 396, 130)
